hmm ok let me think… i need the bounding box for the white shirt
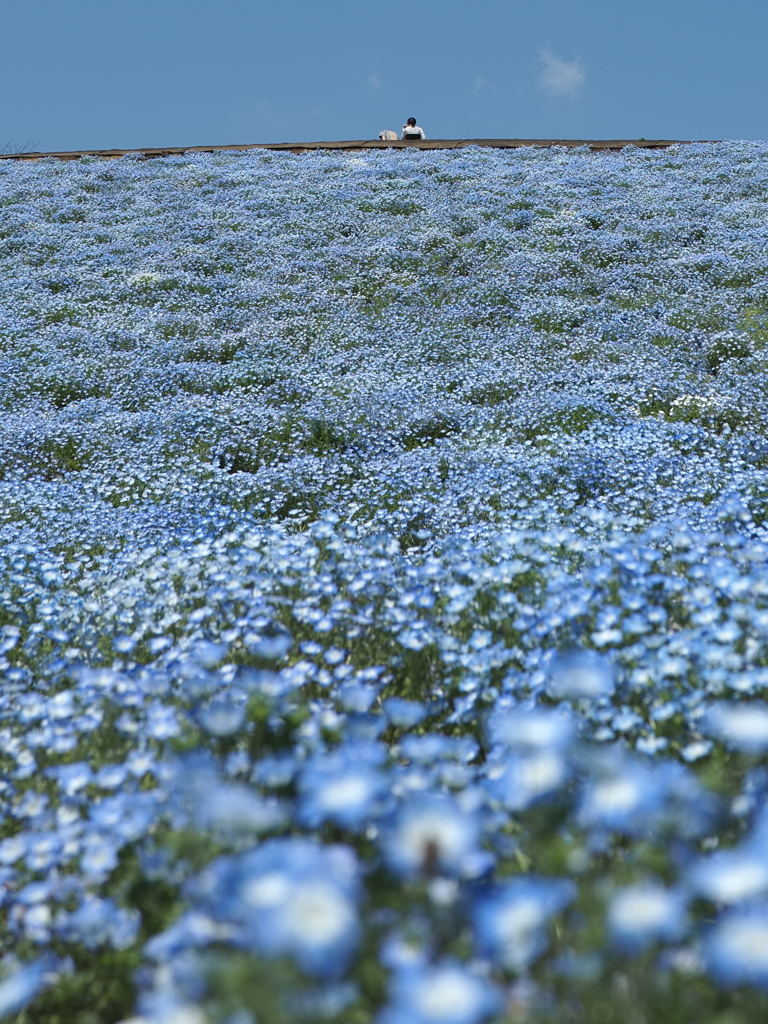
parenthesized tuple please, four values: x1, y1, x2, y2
(401, 124, 426, 140)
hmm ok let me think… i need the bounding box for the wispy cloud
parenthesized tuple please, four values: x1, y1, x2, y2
(538, 48, 585, 99)
(367, 72, 382, 89)
(471, 77, 496, 96)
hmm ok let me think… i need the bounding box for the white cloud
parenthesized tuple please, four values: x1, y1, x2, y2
(538, 48, 585, 99)
(367, 73, 382, 89)
(471, 77, 496, 96)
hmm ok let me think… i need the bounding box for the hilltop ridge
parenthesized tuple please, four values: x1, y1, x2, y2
(0, 137, 704, 160)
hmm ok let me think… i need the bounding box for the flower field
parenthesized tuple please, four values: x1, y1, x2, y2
(3, 141, 768, 1023)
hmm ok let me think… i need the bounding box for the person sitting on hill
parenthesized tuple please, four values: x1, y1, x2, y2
(378, 130, 399, 141)
(401, 118, 426, 141)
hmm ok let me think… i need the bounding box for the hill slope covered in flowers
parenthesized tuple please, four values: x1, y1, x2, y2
(3, 143, 768, 1023)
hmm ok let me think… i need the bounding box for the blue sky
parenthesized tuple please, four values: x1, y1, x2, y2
(2, 0, 766, 152)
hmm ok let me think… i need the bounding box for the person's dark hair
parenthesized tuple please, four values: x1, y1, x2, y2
(406, 117, 417, 126)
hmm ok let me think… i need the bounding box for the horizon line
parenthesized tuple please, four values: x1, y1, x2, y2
(0, 137, 717, 162)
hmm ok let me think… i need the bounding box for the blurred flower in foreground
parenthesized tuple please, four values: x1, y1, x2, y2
(191, 838, 361, 977)
(691, 846, 768, 905)
(485, 752, 570, 811)
(704, 905, 768, 988)
(379, 960, 502, 1024)
(607, 880, 687, 951)
(702, 702, 768, 755)
(382, 795, 485, 879)
(298, 745, 388, 829)
(60, 896, 140, 950)
(0, 957, 56, 1018)
(547, 650, 615, 700)
(197, 698, 245, 737)
(577, 753, 712, 838)
(384, 697, 428, 728)
(473, 877, 575, 971)
(487, 706, 576, 753)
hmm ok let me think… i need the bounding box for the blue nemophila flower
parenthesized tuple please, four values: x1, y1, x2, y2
(379, 927, 432, 972)
(144, 909, 232, 962)
(251, 752, 299, 788)
(578, 756, 664, 833)
(49, 762, 93, 797)
(15, 786, 48, 819)
(547, 650, 615, 701)
(338, 682, 381, 713)
(192, 838, 361, 976)
(379, 960, 502, 1024)
(0, 835, 27, 866)
(298, 746, 388, 829)
(704, 905, 768, 989)
(577, 752, 712, 838)
(188, 776, 286, 838)
(487, 705, 576, 753)
(485, 751, 570, 811)
(399, 734, 478, 765)
(145, 702, 182, 740)
(11, 881, 56, 943)
(89, 791, 159, 842)
(80, 834, 120, 878)
(125, 748, 156, 777)
(679, 740, 713, 763)
(484, 705, 577, 809)
(702, 702, 768, 754)
(0, 956, 58, 1018)
(384, 697, 428, 728)
(23, 830, 64, 874)
(60, 896, 140, 950)
(246, 631, 293, 662)
(606, 880, 687, 951)
(112, 634, 136, 654)
(94, 763, 128, 789)
(189, 640, 229, 668)
(691, 846, 768, 905)
(197, 698, 245, 736)
(473, 877, 575, 971)
(382, 794, 483, 879)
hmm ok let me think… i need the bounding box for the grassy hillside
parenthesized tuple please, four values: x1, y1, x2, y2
(2, 143, 768, 1023)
